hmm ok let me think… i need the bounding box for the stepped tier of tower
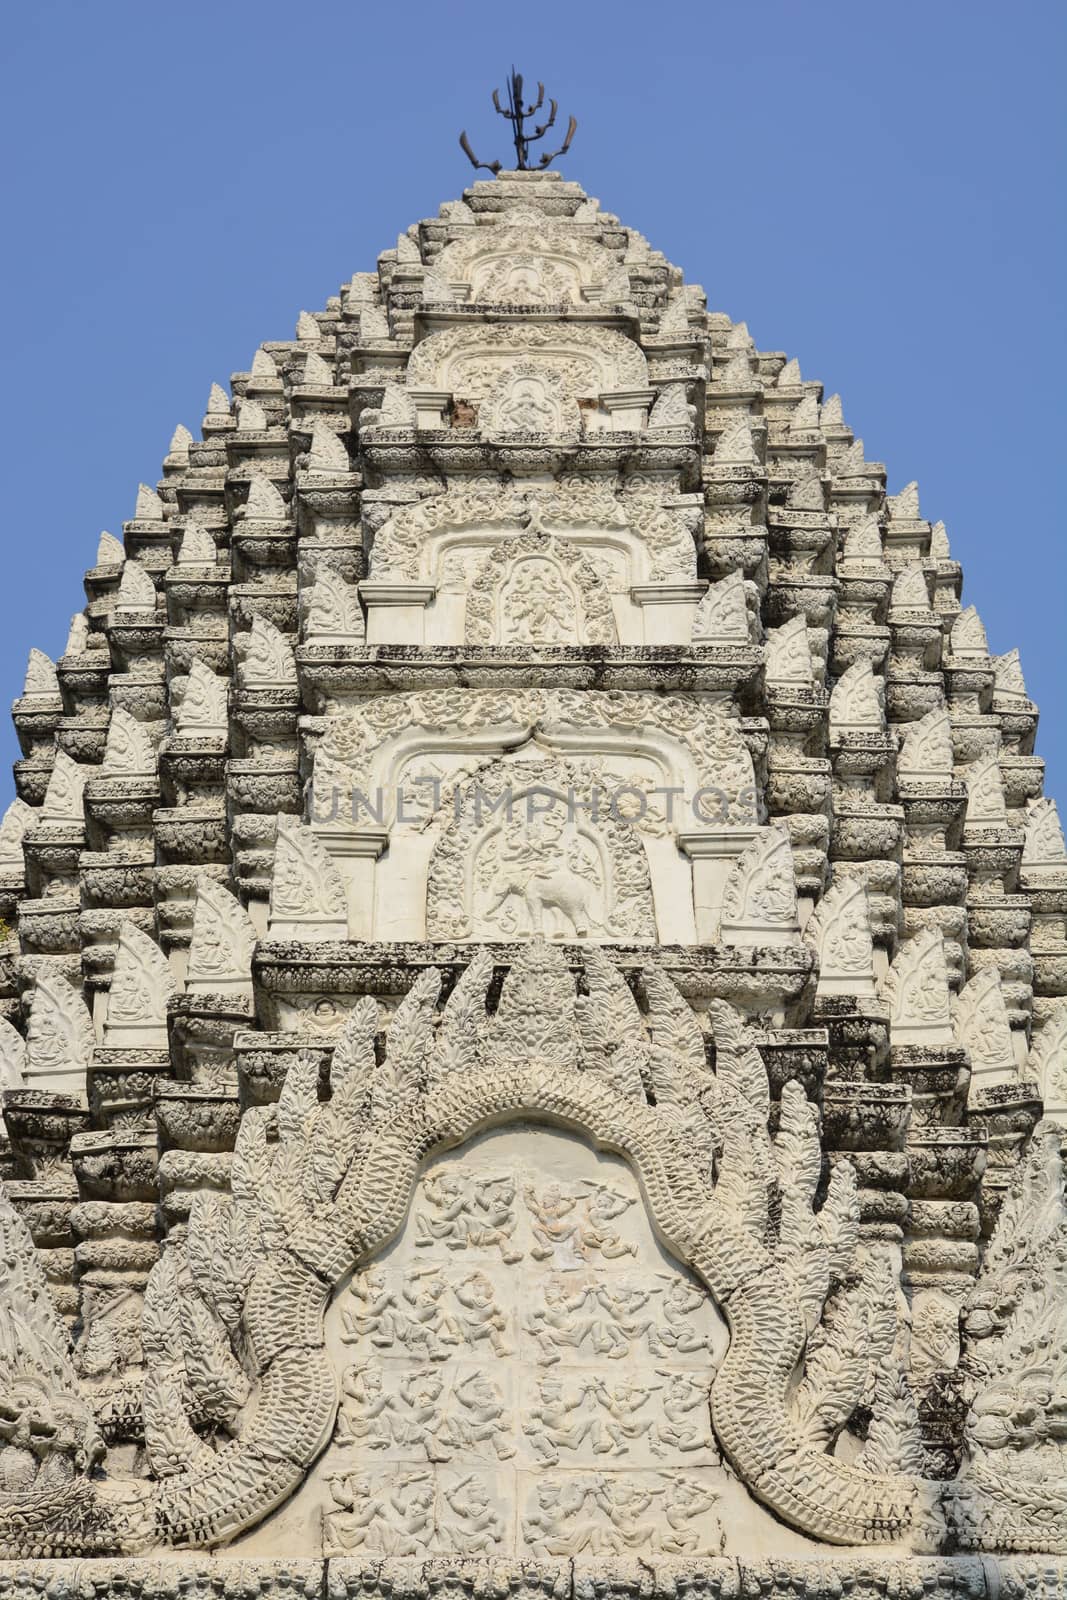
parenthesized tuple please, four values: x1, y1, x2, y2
(0, 168, 1064, 1586)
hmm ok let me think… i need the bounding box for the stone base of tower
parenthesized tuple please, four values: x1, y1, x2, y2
(0, 1555, 1064, 1598)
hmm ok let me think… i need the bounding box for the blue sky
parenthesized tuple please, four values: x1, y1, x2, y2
(1, 1, 1064, 798)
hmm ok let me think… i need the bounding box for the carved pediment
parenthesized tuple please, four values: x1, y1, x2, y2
(898, 706, 954, 780)
(950, 605, 989, 659)
(691, 571, 752, 645)
(21, 648, 59, 701)
(241, 474, 288, 522)
(765, 616, 814, 689)
(465, 531, 616, 646)
(104, 921, 178, 1048)
(880, 928, 953, 1046)
(315, 689, 757, 832)
(116, 557, 157, 612)
(370, 485, 696, 586)
(890, 563, 931, 612)
(829, 660, 886, 733)
(102, 708, 157, 777)
(306, 419, 351, 471)
(140, 945, 925, 1559)
(432, 223, 619, 306)
(267, 815, 348, 941)
(171, 658, 229, 736)
(806, 877, 877, 996)
(425, 758, 656, 945)
(40, 749, 88, 824)
(964, 755, 1007, 827)
(1023, 797, 1067, 872)
(302, 566, 366, 646)
(236, 616, 298, 693)
(955, 967, 1019, 1094)
(0, 796, 35, 870)
(842, 516, 885, 566)
(176, 517, 217, 566)
(96, 530, 125, 567)
(720, 825, 800, 945)
(405, 324, 648, 407)
(26, 971, 94, 1095)
(187, 878, 257, 998)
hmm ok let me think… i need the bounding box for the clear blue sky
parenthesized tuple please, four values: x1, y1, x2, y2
(1, 1, 1064, 797)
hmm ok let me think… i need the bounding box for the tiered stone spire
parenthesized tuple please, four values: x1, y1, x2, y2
(0, 167, 1064, 1592)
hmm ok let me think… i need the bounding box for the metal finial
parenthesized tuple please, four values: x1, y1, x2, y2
(460, 68, 577, 175)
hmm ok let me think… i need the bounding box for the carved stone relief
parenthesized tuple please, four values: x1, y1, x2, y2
(312, 691, 757, 944)
(465, 531, 616, 647)
(364, 486, 697, 646)
(425, 759, 657, 944)
(405, 324, 648, 410)
(431, 224, 618, 305)
(2, 163, 1066, 1593)
(271, 1124, 793, 1562)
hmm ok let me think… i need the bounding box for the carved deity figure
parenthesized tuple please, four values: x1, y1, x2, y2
(522, 1476, 609, 1556)
(504, 260, 545, 301)
(437, 1373, 514, 1459)
(323, 1473, 393, 1554)
(524, 1181, 636, 1262)
(453, 1271, 512, 1356)
(523, 1376, 601, 1463)
(657, 1477, 724, 1554)
(442, 1475, 503, 1552)
(593, 1378, 664, 1455)
(476, 813, 605, 941)
(497, 376, 558, 432)
(526, 1277, 599, 1364)
(525, 1182, 584, 1259)
(340, 1269, 397, 1347)
(660, 1276, 717, 1356)
(415, 1169, 522, 1263)
(580, 1188, 638, 1259)
(594, 1282, 668, 1358)
(655, 1372, 715, 1453)
(335, 1363, 402, 1450)
(499, 557, 575, 643)
(592, 1476, 664, 1550)
(398, 1370, 448, 1459)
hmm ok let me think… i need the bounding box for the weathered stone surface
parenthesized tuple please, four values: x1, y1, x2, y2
(0, 161, 1064, 1583)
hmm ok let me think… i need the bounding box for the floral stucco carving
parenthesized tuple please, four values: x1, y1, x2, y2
(0, 166, 1064, 1591)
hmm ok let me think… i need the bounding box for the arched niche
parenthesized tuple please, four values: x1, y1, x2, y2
(405, 324, 649, 413)
(431, 223, 620, 306)
(157, 1037, 927, 1557)
(362, 489, 699, 648)
(307, 688, 761, 947)
(465, 532, 617, 648)
(242, 1121, 803, 1562)
(425, 760, 656, 944)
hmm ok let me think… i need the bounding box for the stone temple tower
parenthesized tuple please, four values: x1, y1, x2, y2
(0, 161, 1065, 1597)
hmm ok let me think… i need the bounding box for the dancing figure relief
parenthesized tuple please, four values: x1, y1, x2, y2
(415, 1169, 523, 1263)
(524, 1179, 637, 1262)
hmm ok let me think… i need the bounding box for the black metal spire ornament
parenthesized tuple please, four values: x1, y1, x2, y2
(460, 69, 577, 176)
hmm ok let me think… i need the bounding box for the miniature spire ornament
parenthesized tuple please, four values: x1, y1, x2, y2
(460, 69, 577, 174)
